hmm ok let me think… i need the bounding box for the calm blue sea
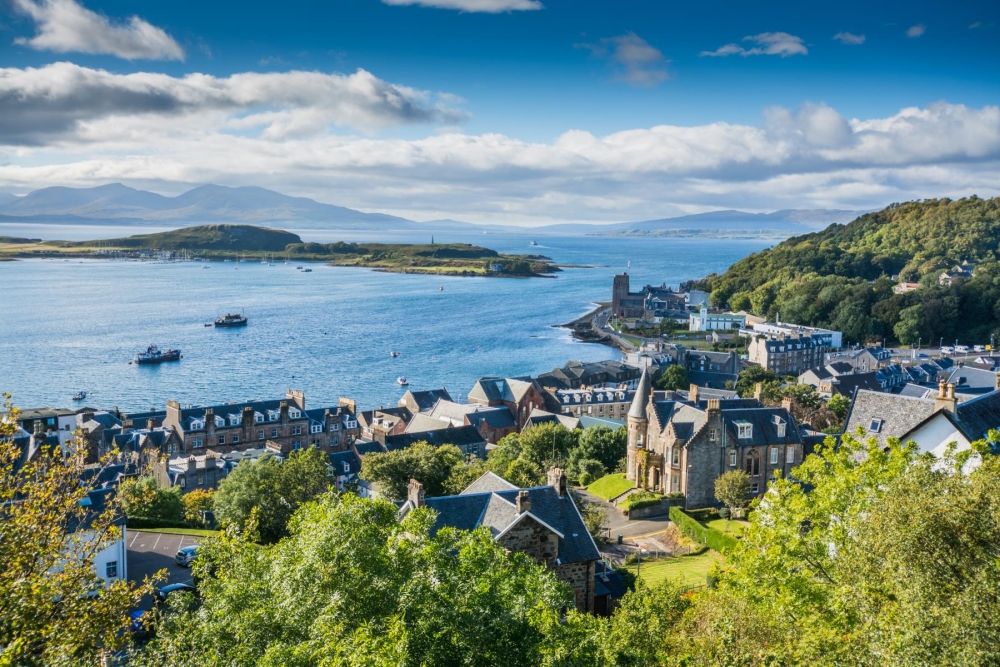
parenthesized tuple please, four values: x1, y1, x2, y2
(0, 225, 771, 412)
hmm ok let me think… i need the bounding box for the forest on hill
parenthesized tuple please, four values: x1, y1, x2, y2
(694, 197, 1000, 346)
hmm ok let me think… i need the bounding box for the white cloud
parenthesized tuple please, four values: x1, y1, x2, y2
(833, 32, 866, 45)
(1, 67, 998, 224)
(579, 32, 669, 87)
(969, 21, 982, 29)
(11, 0, 184, 61)
(907, 24, 926, 38)
(380, 0, 542, 12)
(0, 62, 467, 144)
(701, 32, 808, 57)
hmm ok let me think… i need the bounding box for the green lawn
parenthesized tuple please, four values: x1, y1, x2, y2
(705, 519, 750, 537)
(133, 526, 221, 537)
(587, 473, 635, 501)
(624, 550, 724, 588)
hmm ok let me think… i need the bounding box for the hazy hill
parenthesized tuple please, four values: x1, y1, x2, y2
(596, 208, 863, 237)
(696, 196, 1000, 346)
(88, 224, 302, 252)
(0, 184, 412, 228)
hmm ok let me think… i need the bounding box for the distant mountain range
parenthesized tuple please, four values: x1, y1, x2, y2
(0, 183, 865, 237)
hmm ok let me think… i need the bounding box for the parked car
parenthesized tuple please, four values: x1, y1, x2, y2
(156, 583, 197, 606)
(956, 345, 969, 353)
(174, 545, 199, 567)
(941, 346, 954, 354)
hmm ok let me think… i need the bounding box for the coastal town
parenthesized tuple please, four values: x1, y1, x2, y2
(8, 266, 1000, 635)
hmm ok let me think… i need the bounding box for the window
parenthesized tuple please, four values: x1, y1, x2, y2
(192, 437, 203, 449)
(271, 428, 278, 438)
(786, 447, 795, 463)
(232, 433, 239, 444)
(289, 408, 301, 419)
(709, 428, 717, 442)
(311, 424, 322, 434)
(292, 441, 302, 450)
(179, 477, 186, 488)
(672, 448, 680, 466)
(729, 450, 736, 466)
(106, 561, 118, 579)
(292, 425, 302, 436)
(868, 419, 883, 433)
(744, 449, 761, 476)
(217, 435, 225, 445)
(751, 483, 759, 494)
(258, 429, 265, 440)
(770, 447, 779, 464)
(197, 475, 204, 486)
(254, 413, 264, 423)
(737, 422, 753, 439)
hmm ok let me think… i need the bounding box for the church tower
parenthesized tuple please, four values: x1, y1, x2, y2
(626, 368, 651, 485)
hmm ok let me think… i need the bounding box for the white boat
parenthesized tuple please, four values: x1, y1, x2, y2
(397, 376, 409, 386)
(530, 240, 537, 246)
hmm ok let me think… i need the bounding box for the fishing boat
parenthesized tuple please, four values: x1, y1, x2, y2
(71, 391, 86, 401)
(134, 344, 181, 365)
(397, 376, 409, 386)
(214, 312, 248, 327)
(530, 240, 538, 246)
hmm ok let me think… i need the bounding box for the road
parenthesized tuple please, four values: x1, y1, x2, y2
(576, 488, 672, 539)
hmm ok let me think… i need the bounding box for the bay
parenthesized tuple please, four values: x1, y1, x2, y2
(0, 227, 770, 412)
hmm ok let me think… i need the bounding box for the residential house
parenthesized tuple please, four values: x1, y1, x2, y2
(847, 346, 892, 372)
(749, 321, 843, 349)
(329, 449, 363, 493)
(939, 262, 977, 287)
(625, 369, 805, 508)
(398, 388, 453, 414)
(946, 365, 1000, 395)
(398, 469, 605, 613)
(680, 349, 741, 389)
(747, 333, 830, 376)
(425, 400, 519, 444)
(164, 391, 356, 455)
(525, 408, 581, 431)
(382, 425, 487, 458)
(468, 377, 549, 430)
(550, 387, 635, 421)
(358, 406, 413, 442)
(153, 454, 227, 493)
(537, 360, 642, 391)
(893, 281, 921, 294)
(11, 407, 79, 448)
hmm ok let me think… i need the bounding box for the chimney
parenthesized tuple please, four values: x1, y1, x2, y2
(707, 399, 721, 415)
(516, 489, 531, 514)
(753, 382, 763, 401)
(935, 382, 957, 414)
(187, 456, 197, 474)
(407, 478, 425, 508)
(782, 397, 794, 412)
(286, 389, 305, 411)
(146, 419, 157, 431)
(547, 467, 567, 497)
(122, 419, 134, 431)
(689, 384, 699, 404)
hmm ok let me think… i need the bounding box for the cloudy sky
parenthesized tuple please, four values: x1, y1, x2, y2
(0, 0, 998, 224)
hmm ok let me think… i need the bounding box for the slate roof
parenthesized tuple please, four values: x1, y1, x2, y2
(685, 370, 739, 390)
(947, 366, 998, 394)
(595, 560, 631, 600)
(525, 409, 580, 431)
(827, 361, 855, 375)
(383, 425, 486, 451)
(897, 383, 934, 399)
(419, 482, 601, 565)
(404, 413, 451, 434)
(952, 391, 1000, 442)
(578, 416, 626, 429)
(844, 390, 938, 446)
(404, 388, 453, 412)
(628, 368, 652, 420)
(829, 372, 884, 397)
(353, 440, 386, 456)
(461, 471, 518, 495)
(466, 407, 517, 430)
(329, 450, 362, 476)
(720, 408, 801, 447)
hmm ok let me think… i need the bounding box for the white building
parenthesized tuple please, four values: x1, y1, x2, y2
(749, 321, 843, 349)
(689, 305, 747, 332)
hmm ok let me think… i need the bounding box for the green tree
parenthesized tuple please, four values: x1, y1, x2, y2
(893, 303, 924, 344)
(735, 365, 781, 398)
(827, 393, 850, 421)
(181, 488, 214, 525)
(602, 580, 689, 666)
(503, 457, 545, 488)
(572, 458, 606, 486)
(213, 447, 333, 543)
(120, 475, 184, 522)
(571, 426, 627, 473)
(138, 493, 583, 667)
(655, 365, 689, 391)
(0, 395, 156, 666)
(515, 422, 577, 468)
(360, 442, 464, 500)
(714, 469, 751, 517)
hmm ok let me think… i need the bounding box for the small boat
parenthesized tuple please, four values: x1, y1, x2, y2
(390, 351, 401, 358)
(530, 240, 538, 246)
(204, 322, 213, 327)
(397, 376, 409, 386)
(439, 285, 444, 291)
(214, 312, 248, 327)
(71, 391, 86, 401)
(296, 266, 303, 270)
(302, 268, 313, 273)
(135, 344, 181, 365)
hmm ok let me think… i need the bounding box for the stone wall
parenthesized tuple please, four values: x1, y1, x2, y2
(626, 496, 684, 520)
(498, 515, 559, 569)
(555, 560, 595, 613)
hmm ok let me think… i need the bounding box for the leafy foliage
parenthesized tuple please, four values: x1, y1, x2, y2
(360, 442, 466, 500)
(655, 365, 689, 391)
(714, 469, 751, 514)
(0, 395, 156, 665)
(120, 475, 184, 523)
(570, 426, 627, 476)
(697, 197, 1000, 344)
(213, 447, 333, 543)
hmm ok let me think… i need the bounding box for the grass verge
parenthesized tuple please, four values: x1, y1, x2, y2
(587, 473, 635, 501)
(624, 550, 724, 588)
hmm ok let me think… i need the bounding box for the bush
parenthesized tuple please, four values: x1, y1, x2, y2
(669, 506, 738, 553)
(622, 490, 663, 511)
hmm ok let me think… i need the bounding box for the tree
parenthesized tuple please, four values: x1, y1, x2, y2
(182, 488, 214, 525)
(655, 365, 689, 391)
(714, 469, 751, 517)
(0, 395, 155, 665)
(572, 459, 606, 486)
(503, 458, 545, 488)
(571, 426, 627, 473)
(137, 493, 583, 667)
(213, 447, 333, 543)
(514, 422, 578, 468)
(735, 365, 781, 398)
(360, 442, 464, 500)
(120, 475, 184, 523)
(827, 393, 851, 421)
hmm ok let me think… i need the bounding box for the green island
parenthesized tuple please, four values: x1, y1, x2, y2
(693, 196, 1000, 345)
(0, 223, 559, 277)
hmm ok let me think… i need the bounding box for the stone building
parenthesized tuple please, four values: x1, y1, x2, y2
(164, 390, 357, 455)
(398, 468, 606, 613)
(626, 369, 805, 507)
(467, 377, 548, 430)
(747, 333, 829, 376)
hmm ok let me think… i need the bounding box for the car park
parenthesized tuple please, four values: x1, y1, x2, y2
(175, 545, 199, 567)
(156, 583, 197, 606)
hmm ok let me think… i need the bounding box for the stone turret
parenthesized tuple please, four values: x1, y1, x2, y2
(626, 368, 652, 484)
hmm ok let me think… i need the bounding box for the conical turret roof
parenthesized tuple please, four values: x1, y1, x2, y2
(628, 367, 652, 420)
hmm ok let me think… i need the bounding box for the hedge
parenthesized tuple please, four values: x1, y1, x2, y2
(669, 506, 738, 553)
(621, 491, 663, 511)
(127, 517, 200, 530)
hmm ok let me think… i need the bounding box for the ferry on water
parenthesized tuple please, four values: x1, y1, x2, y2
(134, 344, 181, 365)
(214, 312, 248, 327)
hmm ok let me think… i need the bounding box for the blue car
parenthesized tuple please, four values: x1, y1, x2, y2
(174, 545, 198, 567)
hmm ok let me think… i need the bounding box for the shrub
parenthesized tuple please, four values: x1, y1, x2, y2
(622, 491, 663, 511)
(669, 506, 738, 553)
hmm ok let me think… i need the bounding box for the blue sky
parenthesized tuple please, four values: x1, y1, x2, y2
(1, 0, 998, 224)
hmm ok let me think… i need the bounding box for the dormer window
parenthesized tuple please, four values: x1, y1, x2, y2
(342, 461, 350, 473)
(268, 410, 280, 422)
(773, 416, 786, 438)
(214, 416, 225, 428)
(289, 408, 301, 419)
(736, 421, 753, 439)
(869, 419, 883, 433)
(254, 412, 264, 423)
(228, 414, 241, 426)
